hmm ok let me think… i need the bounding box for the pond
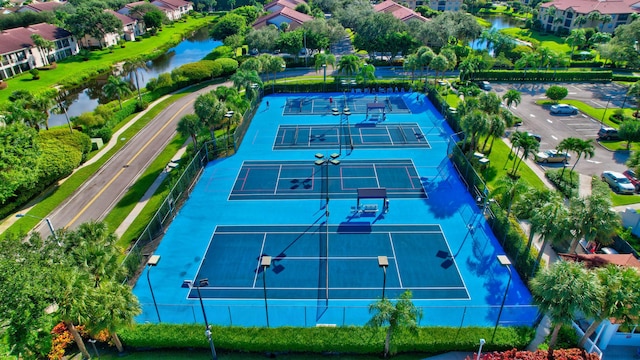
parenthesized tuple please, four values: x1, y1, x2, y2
(469, 15, 524, 51)
(50, 26, 221, 128)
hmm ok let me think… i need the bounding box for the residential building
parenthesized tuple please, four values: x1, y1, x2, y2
(373, 0, 429, 22)
(0, 22, 79, 80)
(118, 0, 193, 21)
(538, 0, 640, 34)
(78, 10, 144, 48)
(400, 0, 462, 11)
(17, 0, 66, 13)
(253, 7, 313, 30)
(263, 0, 307, 12)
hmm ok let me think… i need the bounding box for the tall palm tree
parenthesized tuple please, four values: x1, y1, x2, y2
(30, 34, 55, 66)
(568, 191, 619, 254)
(231, 69, 262, 99)
(557, 137, 579, 176)
(123, 59, 149, 102)
(511, 133, 539, 175)
(578, 265, 640, 347)
(502, 89, 521, 109)
(314, 53, 336, 75)
(600, 14, 613, 31)
(177, 114, 202, 150)
(566, 29, 586, 59)
(481, 115, 506, 153)
(492, 175, 530, 218)
(458, 55, 480, 82)
(29, 93, 56, 130)
(194, 92, 225, 141)
(337, 54, 362, 80)
(587, 11, 602, 26)
(627, 80, 640, 116)
(103, 75, 132, 110)
(55, 270, 93, 360)
(530, 261, 603, 351)
(460, 110, 489, 152)
(569, 138, 595, 181)
(367, 290, 422, 358)
(531, 198, 571, 276)
(415, 46, 435, 83)
(403, 54, 420, 81)
(357, 63, 376, 87)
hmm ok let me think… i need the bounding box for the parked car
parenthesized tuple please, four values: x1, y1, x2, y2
(623, 169, 640, 191)
(534, 149, 571, 163)
(478, 81, 491, 90)
(525, 132, 542, 142)
(598, 127, 619, 140)
(600, 247, 619, 255)
(550, 104, 578, 115)
(601, 171, 636, 194)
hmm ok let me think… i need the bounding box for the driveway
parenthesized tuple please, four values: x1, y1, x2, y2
(493, 82, 631, 176)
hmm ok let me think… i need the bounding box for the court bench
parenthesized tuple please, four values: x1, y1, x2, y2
(362, 204, 378, 213)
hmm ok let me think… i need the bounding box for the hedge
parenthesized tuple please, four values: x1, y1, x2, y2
(612, 74, 640, 82)
(473, 70, 612, 82)
(119, 324, 535, 354)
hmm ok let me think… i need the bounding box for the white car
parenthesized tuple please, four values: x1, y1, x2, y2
(534, 149, 571, 163)
(601, 171, 636, 194)
(550, 104, 578, 115)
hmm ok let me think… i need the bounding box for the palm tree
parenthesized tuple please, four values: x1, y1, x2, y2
(429, 55, 448, 82)
(337, 54, 362, 80)
(502, 89, 521, 109)
(103, 75, 132, 110)
(29, 93, 56, 130)
(368, 290, 422, 358)
(478, 92, 502, 115)
(587, 11, 602, 26)
(574, 15, 588, 27)
(530, 198, 571, 276)
(30, 34, 55, 66)
(569, 138, 595, 181)
(460, 110, 489, 152)
(600, 14, 613, 31)
(314, 52, 336, 84)
(231, 69, 263, 99)
(530, 261, 603, 351)
(568, 191, 619, 254)
(566, 29, 586, 59)
(458, 55, 480, 82)
(123, 59, 149, 102)
(492, 175, 530, 218)
(511, 133, 540, 175)
(403, 54, 420, 81)
(415, 46, 435, 84)
(557, 137, 579, 176)
(194, 92, 225, 141)
(264, 55, 285, 91)
(578, 265, 640, 347)
(55, 270, 93, 360)
(627, 80, 640, 116)
(481, 116, 506, 153)
(357, 63, 376, 87)
(177, 114, 202, 150)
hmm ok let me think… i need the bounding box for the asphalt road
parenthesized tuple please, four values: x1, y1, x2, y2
(492, 82, 631, 176)
(36, 84, 220, 235)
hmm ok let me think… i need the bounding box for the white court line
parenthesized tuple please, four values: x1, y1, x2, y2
(546, 119, 553, 123)
(551, 135, 557, 140)
(274, 165, 283, 195)
(529, 114, 536, 117)
(252, 233, 268, 288)
(388, 233, 403, 288)
(372, 164, 381, 188)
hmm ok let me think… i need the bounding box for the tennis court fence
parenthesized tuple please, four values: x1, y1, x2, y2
(137, 302, 540, 328)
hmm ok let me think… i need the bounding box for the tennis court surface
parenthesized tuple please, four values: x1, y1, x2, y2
(283, 95, 411, 115)
(190, 224, 467, 300)
(229, 159, 425, 200)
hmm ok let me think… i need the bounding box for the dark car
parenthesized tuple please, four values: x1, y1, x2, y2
(598, 127, 619, 140)
(525, 132, 542, 142)
(623, 169, 640, 191)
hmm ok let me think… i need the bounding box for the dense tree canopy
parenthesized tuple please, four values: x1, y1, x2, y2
(65, 6, 123, 48)
(210, 13, 247, 40)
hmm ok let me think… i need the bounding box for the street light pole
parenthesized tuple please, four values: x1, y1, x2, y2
(261, 255, 272, 328)
(322, 64, 327, 91)
(146, 255, 161, 323)
(492, 255, 513, 342)
(194, 279, 217, 360)
(16, 213, 57, 241)
(378, 256, 388, 299)
(476, 339, 486, 360)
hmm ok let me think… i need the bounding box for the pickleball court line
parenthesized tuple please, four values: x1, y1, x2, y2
(388, 232, 404, 288)
(252, 233, 268, 288)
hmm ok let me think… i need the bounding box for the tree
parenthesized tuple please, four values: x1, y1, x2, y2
(619, 120, 640, 149)
(314, 52, 336, 74)
(277, 30, 303, 57)
(357, 63, 376, 87)
(30, 34, 55, 66)
(568, 190, 619, 254)
(511, 133, 540, 175)
(458, 55, 480, 82)
(29, 92, 57, 131)
(530, 196, 571, 276)
(210, 13, 247, 41)
(568, 138, 595, 181)
(530, 261, 603, 351)
(502, 89, 521, 109)
(230, 69, 262, 99)
(66, 7, 123, 48)
(337, 54, 362, 79)
(143, 9, 166, 32)
(368, 290, 422, 358)
(481, 115, 505, 153)
(245, 26, 280, 53)
(194, 92, 225, 141)
(261, 54, 285, 91)
(627, 80, 640, 116)
(177, 114, 202, 150)
(123, 59, 149, 102)
(103, 75, 132, 110)
(557, 137, 579, 177)
(429, 55, 448, 82)
(492, 175, 530, 218)
(565, 29, 586, 59)
(578, 265, 640, 347)
(460, 110, 489, 152)
(545, 85, 568, 103)
(403, 54, 420, 81)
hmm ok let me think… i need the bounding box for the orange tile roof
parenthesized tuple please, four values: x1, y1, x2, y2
(559, 253, 640, 270)
(253, 6, 313, 30)
(0, 22, 72, 55)
(540, 0, 640, 15)
(373, 0, 428, 22)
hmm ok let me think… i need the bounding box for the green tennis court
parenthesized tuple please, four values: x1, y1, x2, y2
(283, 95, 411, 115)
(228, 160, 426, 200)
(273, 123, 430, 149)
(189, 224, 468, 300)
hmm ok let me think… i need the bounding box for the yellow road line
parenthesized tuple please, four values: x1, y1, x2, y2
(65, 99, 195, 228)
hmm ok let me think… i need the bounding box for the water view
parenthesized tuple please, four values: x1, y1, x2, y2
(50, 26, 221, 128)
(470, 15, 524, 51)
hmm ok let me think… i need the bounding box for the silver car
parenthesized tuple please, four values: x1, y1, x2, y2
(550, 104, 578, 115)
(601, 171, 636, 194)
(534, 149, 571, 163)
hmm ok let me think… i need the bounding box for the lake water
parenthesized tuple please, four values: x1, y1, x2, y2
(469, 15, 524, 51)
(50, 26, 221, 128)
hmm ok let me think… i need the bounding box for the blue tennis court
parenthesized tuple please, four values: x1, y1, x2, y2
(134, 92, 535, 328)
(190, 224, 467, 300)
(229, 160, 425, 200)
(273, 123, 430, 149)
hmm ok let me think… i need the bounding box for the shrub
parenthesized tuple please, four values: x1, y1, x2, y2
(88, 126, 113, 144)
(474, 70, 612, 82)
(466, 348, 599, 360)
(135, 100, 149, 112)
(545, 168, 578, 198)
(30, 68, 40, 80)
(204, 45, 234, 60)
(173, 60, 221, 82)
(213, 57, 238, 76)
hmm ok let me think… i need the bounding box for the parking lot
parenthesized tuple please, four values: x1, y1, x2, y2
(492, 82, 631, 176)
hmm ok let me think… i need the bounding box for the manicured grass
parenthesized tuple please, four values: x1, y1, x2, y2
(479, 137, 547, 191)
(0, 15, 215, 104)
(85, 350, 429, 360)
(500, 28, 570, 54)
(611, 192, 640, 207)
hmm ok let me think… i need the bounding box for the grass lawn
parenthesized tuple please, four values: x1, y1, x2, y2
(0, 15, 214, 104)
(500, 28, 570, 54)
(611, 192, 640, 207)
(480, 137, 547, 191)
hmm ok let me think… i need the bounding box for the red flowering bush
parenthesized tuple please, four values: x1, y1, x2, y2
(465, 348, 599, 360)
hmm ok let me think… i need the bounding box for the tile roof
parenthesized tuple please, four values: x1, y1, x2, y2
(253, 6, 313, 30)
(264, 0, 306, 11)
(559, 253, 640, 270)
(124, 1, 148, 9)
(22, 0, 66, 12)
(156, 0, 192, 8)
(540, 0, 640, 15)
(0, 22, 72, 55)
(106, 9, 136, 25)
(373, 0, 428, 22)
